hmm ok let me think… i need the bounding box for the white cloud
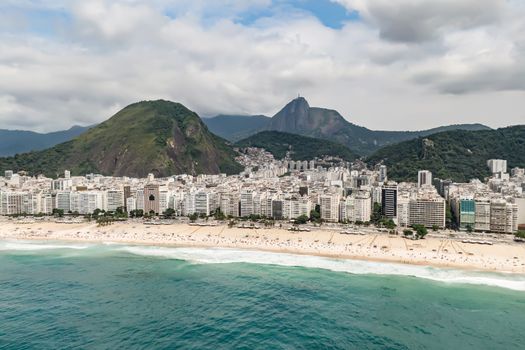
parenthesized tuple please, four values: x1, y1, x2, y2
(0, 0, 524, 133)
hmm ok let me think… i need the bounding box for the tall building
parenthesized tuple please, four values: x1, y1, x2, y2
(418, 170, 433, 188)
(240, 190, 255, 217)
(106, 190, 124, 212)
(143, 184, 160, 214)
(379, 165, 387, 183)
(320, 194, 340, 222)
(271, 200, 284, 220)
(123, 186, 131, 211)
(396, 194, 410, 227)
(487, 159, 507, 174)
(381, 183, 398, 219)
(408, 197, 446, 228)
(490, 199, 517, 233)
(458, 197, 476, 230)
(194, 191, 211, 216)
(474, 198, 491, 231)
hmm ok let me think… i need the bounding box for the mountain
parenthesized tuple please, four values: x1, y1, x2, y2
(0, 100, 242, 178)
(202, 115, 270, 142)
(0, 125, 92, 157)
(236, 131, 359, 161)
(267, 97, 492, 155)
(366, 125, 525, 182)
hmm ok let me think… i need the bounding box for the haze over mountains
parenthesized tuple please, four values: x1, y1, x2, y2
(0, 100, 242, 178)
(0, 97, 522, 181)
(204, 97, 491, 155)
(0, 126, 91, 157)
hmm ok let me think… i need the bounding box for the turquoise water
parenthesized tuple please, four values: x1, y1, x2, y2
(1, 241, 525, 349)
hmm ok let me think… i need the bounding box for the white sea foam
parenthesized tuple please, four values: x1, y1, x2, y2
(0, 240, 92, 251)
(118, 246, 525, 292)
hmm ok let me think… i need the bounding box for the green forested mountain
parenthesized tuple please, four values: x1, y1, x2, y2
(236, 131, 359, 161)
(366, 126, 525, 182)
(0, 100, 242, 178)
(266, 97, 491, 156)
(203, 97, 490, 154)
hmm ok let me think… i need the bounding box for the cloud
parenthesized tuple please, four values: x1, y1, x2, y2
(0, 0, 524, 133)
(334, 0, 504, 43)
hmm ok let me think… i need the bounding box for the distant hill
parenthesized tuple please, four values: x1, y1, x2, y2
(204, 97, 491, 155)
(366, 125, 525, 182)
(202, 114, 270, 142)
(0, 100, 242, 178)
(0, 125, 91, 156)
(236, 131, 359, 161)
(266, 97, 492, 155)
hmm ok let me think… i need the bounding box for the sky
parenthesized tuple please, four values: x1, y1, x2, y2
(0, 0, 524, 132)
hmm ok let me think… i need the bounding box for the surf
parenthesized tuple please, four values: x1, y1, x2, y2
(117, 245, 525, 292)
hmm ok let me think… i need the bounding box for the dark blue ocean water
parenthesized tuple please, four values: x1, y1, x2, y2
(1, 241, 525, 349)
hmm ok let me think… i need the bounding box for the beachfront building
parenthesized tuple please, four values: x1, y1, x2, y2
(143, 184, 160, 214)
(381, 183, 398, 220)
(408, 189, 446, 228)
(474, 198, 491, 231)
(70, 191, 105, 214)
(106, 190, 124, 212)
(320, 194, 341, 222)
(450, 196, 476, 231)
(55, 191, 71, 212)
(396, 194, 410, 228)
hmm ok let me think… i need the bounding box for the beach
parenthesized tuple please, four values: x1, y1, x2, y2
(1, 218, 524, 273)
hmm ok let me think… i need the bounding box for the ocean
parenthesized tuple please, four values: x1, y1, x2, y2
(1, 240, 525, 349)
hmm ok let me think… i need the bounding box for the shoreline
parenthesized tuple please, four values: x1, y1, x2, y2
(1, 221, 525, 274)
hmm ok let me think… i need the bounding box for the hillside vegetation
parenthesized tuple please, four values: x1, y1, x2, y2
(367, 126, 525, 182)
(236, 131, 359, 161)
(0, 100, 242, 178)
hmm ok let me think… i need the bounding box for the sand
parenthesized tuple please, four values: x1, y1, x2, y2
(1, 219, 525, 273)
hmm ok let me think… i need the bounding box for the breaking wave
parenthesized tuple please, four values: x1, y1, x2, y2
(118, 246, 525, 292)
(2, 240, 525, 291)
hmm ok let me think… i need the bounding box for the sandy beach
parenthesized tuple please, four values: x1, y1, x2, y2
(1, 219, 525, 273)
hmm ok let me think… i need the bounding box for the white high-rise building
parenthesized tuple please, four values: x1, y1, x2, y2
(240, 190, 255, 217)
(408, 197, 445, 228)
(320, 194, 340, 222)
(418, 170, 433, 188)
(487, 159, 507, 174)
(106, 190, 124, 212)
(379, 165, 387, 183)
(55, 192, 72, 212)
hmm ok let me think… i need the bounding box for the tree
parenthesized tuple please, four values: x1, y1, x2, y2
(115, 206, 128, 218)
(384, 219, 396, 230)
(310, 204, 321, 223)
(412, 225, 428, 239)
(52, 208, 64, 218)
(514, 230, 525, 239)
(188, 213, 199, 222)
(213, 208, 226, 221)
(465, 224, 473, 233)
(403, 229, 413, 237)
(130, 209, 143, 218)
(92, 208, 104, 218)
(432, 225, 439, 232)
(371, 202, 382, 224)
(295, 215, 309, 225)
(163, 208, 176, 218)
